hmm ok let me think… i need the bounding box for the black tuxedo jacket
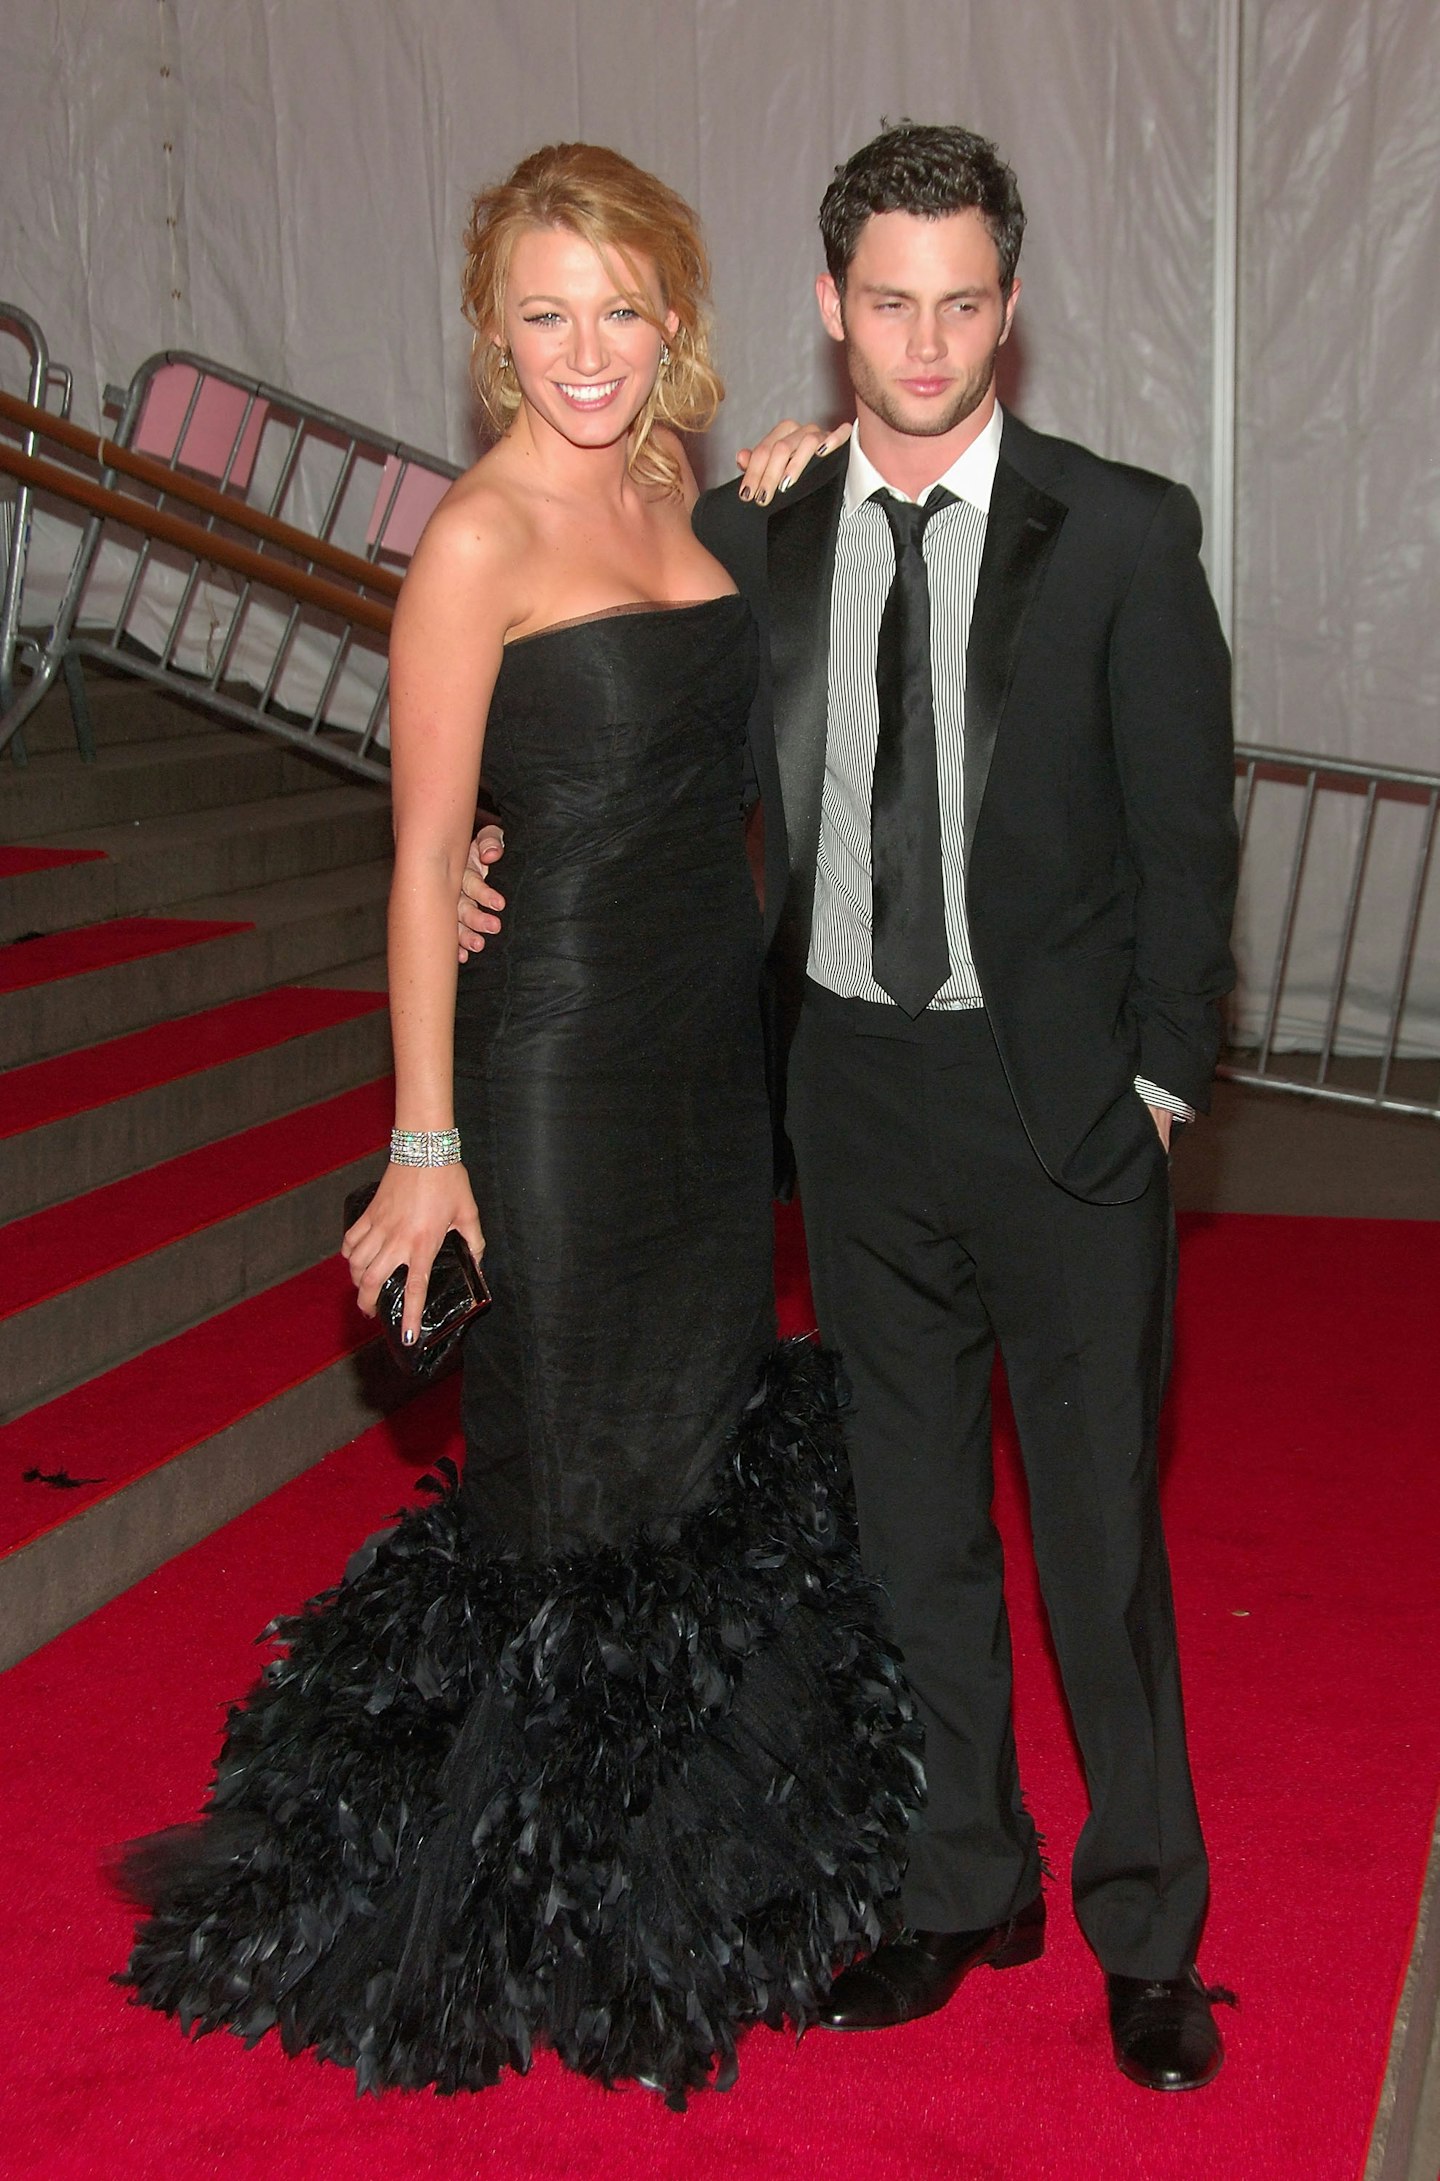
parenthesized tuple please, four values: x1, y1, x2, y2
(693, 410, 1238, 1206)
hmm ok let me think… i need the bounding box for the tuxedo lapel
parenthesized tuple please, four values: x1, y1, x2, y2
(963, 454, 1067, 867)
(766, 465, 844, 910)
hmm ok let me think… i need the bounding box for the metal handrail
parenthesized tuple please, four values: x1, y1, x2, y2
(98, 349, 457, 757)
(3, 342, 461, 776)
(1234, 741, 1440, 797)
(0, 390, 402, 602)
(0, 442, 394, 636)
(0, 440, 394, 778)
(103, 347, 457, 567)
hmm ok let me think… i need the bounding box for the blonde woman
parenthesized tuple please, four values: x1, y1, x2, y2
(120, 145, 917, 2106)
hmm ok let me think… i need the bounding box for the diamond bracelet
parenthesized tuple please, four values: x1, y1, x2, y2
(389, 1127, 462, 1168)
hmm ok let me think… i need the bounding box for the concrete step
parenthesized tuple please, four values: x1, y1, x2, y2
(0, 1080, 390, 1418)
(0, 993, 392, 1220)
(0, 1259, 419, 1674)
(0, 1348, 412, 1673)
(299, 951, 388, 992)
(0, 728, 336, 838)
(0, 1145, 381, 1417)
(8, 671, 229, 757)
(0, 666, 413, 1665)
(0, 857, 391, 1063)
(0, 780, 391, 941)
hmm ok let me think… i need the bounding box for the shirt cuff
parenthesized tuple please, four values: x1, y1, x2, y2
(1134, 1076, 1195, 1124)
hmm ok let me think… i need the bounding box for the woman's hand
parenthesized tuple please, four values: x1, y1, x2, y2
(342, 1162, 485, 1349)
(735, 417, 853, 505)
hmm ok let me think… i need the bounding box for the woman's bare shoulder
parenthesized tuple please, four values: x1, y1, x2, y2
(417, 456, 532, 568)
(397, 454, 534, 635)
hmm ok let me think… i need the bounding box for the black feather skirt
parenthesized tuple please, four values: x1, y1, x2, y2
(117, 1343, 922, 2105)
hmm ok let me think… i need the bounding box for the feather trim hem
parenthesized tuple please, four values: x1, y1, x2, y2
(118, 1340, 922, 2104)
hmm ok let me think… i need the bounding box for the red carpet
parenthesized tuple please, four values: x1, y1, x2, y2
(0, 1213, 1435, 2181)
(0, 985, 387, 1138)
(0, 845, 109, 876)
(0, 1257, 379, 1560)
(0, 1077, 390, 1318)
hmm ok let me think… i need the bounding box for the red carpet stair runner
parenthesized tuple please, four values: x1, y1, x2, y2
(0, 670, 404, 1670)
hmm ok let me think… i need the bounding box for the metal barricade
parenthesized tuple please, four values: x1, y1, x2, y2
(8, 348, 457, 780)
(0, 304, 73, 735)
(1222, 743, 1440, 1120)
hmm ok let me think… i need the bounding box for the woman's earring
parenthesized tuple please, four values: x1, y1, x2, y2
(659, 342, 671, 371)
(496, 345, 512, 372)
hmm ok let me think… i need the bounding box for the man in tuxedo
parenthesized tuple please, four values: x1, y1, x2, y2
(462, 122, 1237, 2089)
(693, 122, 1237, 2092)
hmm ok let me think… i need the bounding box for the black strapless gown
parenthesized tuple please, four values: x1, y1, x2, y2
(119, 599, 920, 2104)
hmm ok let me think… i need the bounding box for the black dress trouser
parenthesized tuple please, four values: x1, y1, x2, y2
(787, 984, 1209, 1979)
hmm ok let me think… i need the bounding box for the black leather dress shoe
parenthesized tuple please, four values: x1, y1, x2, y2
(1107, 1967, 1228, 2090)
(819, 1895, 1046, 2031)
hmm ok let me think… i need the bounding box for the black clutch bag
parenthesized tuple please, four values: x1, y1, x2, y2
(343, 1180, 491, 1380)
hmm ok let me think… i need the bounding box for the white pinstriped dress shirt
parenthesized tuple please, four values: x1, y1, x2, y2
(806, 406, 1192, 1121)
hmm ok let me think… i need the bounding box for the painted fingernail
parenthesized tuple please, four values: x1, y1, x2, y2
(758, 489, 771, 505)
(738, 486, 752, 502)
(403, 1328, 416, 1346)
(778, 473, 794, 492)
(815, 442, 829, 457)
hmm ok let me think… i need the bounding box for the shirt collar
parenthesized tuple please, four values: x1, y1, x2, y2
(842, 401, 1004, 519)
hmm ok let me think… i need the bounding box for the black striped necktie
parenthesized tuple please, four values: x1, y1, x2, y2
(869, 486, 955, 1017)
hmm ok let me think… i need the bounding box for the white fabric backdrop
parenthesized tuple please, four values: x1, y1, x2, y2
(2, 0, 1436, 1049)
(2, 1, 1219, 511)
(1229, 0, 1440, 1054)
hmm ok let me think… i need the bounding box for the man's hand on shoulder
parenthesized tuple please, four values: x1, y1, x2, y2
(458, 825, 505, 962)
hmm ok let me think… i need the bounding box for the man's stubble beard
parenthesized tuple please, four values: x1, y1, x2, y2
(843, 327, 1002, 441)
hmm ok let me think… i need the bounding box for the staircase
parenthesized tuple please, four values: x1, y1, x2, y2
(0, 673, 407, 1671)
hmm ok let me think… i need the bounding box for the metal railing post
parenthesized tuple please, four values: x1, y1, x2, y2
(0, 304, 73, 758)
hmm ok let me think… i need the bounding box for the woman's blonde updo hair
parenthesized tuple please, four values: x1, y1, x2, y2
(462, 143, 722, 496)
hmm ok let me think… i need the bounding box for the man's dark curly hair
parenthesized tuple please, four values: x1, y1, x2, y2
(819, 121, 1025, 296)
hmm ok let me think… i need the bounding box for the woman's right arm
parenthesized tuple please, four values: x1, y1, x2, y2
(342, 491, 515, 1347)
